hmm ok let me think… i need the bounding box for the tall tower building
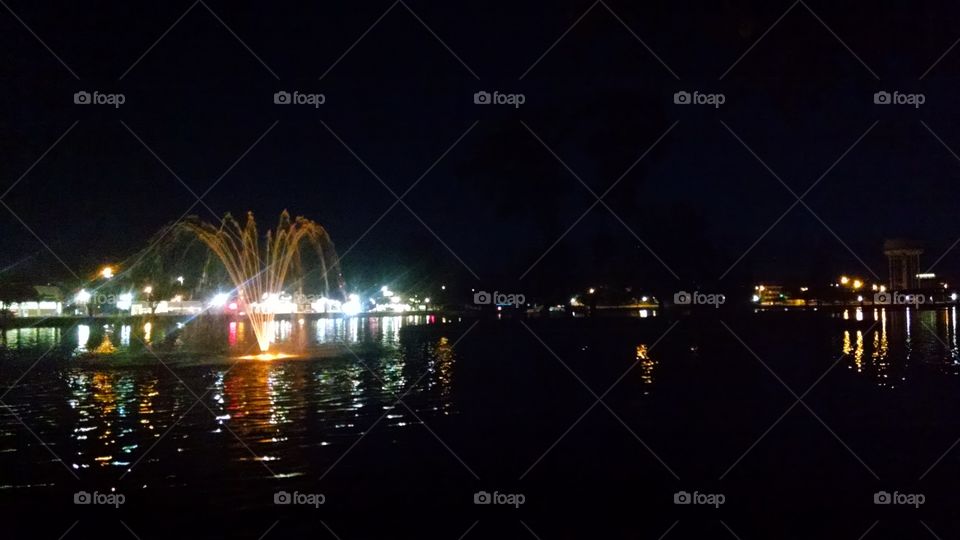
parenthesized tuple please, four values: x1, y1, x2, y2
(883, 239, 923, 290)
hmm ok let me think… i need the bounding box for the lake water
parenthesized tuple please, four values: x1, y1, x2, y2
(2, 309, 959, 538)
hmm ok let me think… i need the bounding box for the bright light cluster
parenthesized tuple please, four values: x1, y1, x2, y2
(341, 294, 362, 316)
(62, 281, 441, 318)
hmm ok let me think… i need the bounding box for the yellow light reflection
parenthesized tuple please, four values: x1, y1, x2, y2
(637, 344, 655, 389)
(94, 334, 117, 354)
(854, 330, 864, 372)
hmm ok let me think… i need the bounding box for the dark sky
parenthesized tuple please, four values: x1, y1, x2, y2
(2, 0, 960, 298)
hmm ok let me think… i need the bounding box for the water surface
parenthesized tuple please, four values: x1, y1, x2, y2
(2, 310, 960, 537)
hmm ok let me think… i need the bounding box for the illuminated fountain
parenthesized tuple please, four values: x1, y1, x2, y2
(182, 211, 343, 357)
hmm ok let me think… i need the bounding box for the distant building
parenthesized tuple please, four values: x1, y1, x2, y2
(33, 285, 63, 301)
(0, 285, 63, 317)
(131, 299, 203, 316)
(756, 284, 784, 304)
(884, 239, 923, 290)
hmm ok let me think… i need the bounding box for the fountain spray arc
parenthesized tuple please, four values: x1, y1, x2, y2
(183, 211, 343, 353)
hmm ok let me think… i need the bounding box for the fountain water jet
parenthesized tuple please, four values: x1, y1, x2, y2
(182, 211, 343, 353)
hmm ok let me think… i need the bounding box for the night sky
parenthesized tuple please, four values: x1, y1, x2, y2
(2, 0, 960, 298)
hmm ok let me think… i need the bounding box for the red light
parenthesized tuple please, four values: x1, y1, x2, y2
(228, 302, 238, 310)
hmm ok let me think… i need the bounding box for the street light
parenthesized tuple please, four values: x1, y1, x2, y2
(100, 266, 114, 279)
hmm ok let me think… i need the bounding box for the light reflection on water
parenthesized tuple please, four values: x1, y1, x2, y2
(836, 307, 960, 387)
(0, 315, 466, 486)
(6, 308, 960, 492)
(1, 326, 62, 350)
(1, 315, 442, 360)
(637, 344, 655, 393)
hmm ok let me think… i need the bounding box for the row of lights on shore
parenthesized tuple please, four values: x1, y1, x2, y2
(752, 274, 958, 303)
(76, 266, 444, 317)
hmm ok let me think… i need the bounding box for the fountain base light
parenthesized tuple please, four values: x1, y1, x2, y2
(236, 352, 299, 361)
